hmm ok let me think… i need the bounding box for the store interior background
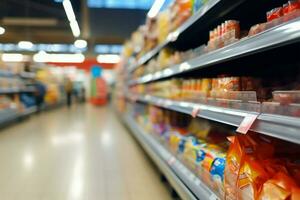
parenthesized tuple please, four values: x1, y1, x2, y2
(1, 0, 300, 200)
(0, 0, 159, 109)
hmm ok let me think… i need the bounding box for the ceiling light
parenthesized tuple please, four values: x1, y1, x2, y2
(0, 26, 5, 35)
(147, 0, 166, 18)
(33, 52, 85, 63)
(63, 0, 76, 22)
(18, 41, 33, 49)
(63, 0, 80, 37)
(70, 21, 80, 37)
(74, 39, 87, 49)
(2, 53, 24, 62)
(97, 54, 120, 64)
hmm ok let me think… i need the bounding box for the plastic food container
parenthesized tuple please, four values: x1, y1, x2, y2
(273, 90, 300, 104)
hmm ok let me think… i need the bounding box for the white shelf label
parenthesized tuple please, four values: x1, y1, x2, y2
(168, 156, 176, 166)
(191, 106, 201, 118)
(236, 114, 258, 134)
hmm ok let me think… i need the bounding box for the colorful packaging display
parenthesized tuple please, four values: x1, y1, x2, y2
(131, 102, 300, 200)
(225, 134, 300, 200)
(207, 20, 240, 52)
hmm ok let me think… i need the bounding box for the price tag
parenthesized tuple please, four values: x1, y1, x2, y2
(167, 31, 179, 42)
(236, 114, 258, 134)
(191, 107, 201, 118)
(168, 156, 176, 166)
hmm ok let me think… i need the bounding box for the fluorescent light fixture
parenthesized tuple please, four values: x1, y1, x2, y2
(33, 52, 85, 63)
(0, 26, 5, 35)
(70, 21, 80, 37)
(63, 0, 80, 37)
(74, 39, 87, 49)
(147, 0, 165, 18)
(97, 54, 120, 64)
(2, 53, 24, 62)
(63, 0, 76, 21)
(18, 41, 33, 49)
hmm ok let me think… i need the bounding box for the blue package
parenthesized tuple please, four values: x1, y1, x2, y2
(193, 0, 203, 13)
(210, 157, 226, 181)
(178, 138, 187, 154)
(196, 149, 206, 163)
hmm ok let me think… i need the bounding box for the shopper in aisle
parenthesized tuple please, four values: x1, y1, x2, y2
(65, 78, 73, 107)
(34, 80, 46, 112)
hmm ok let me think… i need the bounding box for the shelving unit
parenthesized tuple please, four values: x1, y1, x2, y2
(129, 17, 300, 85)
(128, 94, 300, 145)
(116, 0, 300, 199)
(121, 113, 220, 200)
(0, 108, 20, 126)
(128, 0, 246, 73)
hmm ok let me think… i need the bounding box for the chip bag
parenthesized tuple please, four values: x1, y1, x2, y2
(258, 172, 298, 200)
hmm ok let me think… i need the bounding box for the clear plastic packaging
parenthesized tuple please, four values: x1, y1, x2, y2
(262, 102, 300, 117)
(273, 90, 300, 104)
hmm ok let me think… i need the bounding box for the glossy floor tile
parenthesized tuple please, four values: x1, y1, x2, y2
(0, 104, 173, 200)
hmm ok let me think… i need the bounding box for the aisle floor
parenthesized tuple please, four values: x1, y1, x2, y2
(0, 104, 173, 200)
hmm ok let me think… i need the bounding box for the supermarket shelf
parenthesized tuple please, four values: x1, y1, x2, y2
(0, 70, 16, 78)
(21, 87, 36, 93)
(0, 87, 36, 94)
(0, 88, 21, 94)
(135, 94, 255, 127)
(128, 0, 221, 73)
(129, 18, 300, 85)
(131, 94, 300, 144)
(0, 108, 20, 127)
(121, 113, 219, 200)
(19, 72, 36, 79)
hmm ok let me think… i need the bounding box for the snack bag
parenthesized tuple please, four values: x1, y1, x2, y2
(258, 172, 298, 200)
(169, 132, 182, 153)
(237, 158, 269, 200)
(291, 187, 300, 200)
(183, 138, 207, 170)
(210, 155, 226, 196)
(202, 145, 225, 188)
(224, 136, 243, 200)
(187, 118, 211, 139)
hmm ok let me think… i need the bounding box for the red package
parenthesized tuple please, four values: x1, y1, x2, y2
(267, 7, 283, 22)
(283, 4, 290, 15)
(287, 1, 300, 13)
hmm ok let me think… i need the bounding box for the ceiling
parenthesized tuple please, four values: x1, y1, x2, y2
(0, 0, 150, 54)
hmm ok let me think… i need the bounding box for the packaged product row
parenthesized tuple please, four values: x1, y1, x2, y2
(121, 0, 210, 60)
(0, 95, 17, 110)
(132, 47, 205, 78)
(130, 103, 300, 200)
(130, 76, 300, 117)
(0, 77, 24, 89)
(207, 0, 300, 52)
(130, 0, 300, 78)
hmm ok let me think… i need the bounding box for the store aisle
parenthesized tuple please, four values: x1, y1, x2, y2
(0, 105, 172, 200)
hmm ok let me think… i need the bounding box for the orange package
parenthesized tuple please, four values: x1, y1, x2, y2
(258, 172, 298, 200)
(237, 158, 269, 200)
(225, 134, 275, 200)
(224, 136, 244, 200)
(291, 187, 300, 200)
